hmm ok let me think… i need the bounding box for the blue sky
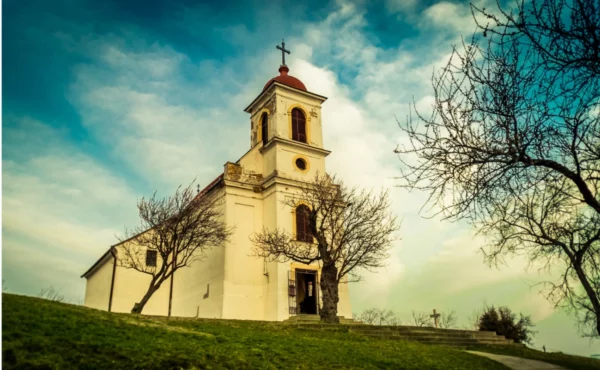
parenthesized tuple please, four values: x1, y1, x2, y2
(3, 0, 598, 357)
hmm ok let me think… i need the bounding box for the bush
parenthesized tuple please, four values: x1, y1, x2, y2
(478, 306, 535, 344)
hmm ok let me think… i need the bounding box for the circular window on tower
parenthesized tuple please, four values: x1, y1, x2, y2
(293, 156, 310, 172)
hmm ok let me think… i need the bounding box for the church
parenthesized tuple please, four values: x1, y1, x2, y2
(81, 43, 353, 321)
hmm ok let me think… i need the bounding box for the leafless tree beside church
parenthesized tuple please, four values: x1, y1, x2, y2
(395, 0, 600, 337)
(117, 181, 232, 314)
(251, 173, 399, 323)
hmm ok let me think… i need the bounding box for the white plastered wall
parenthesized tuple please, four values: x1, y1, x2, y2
(272, 87, 325, 149)
(170, 188, 227, 319)
(110, 242, 170, 316)
(83, 255, 113, 311)
(221, 184, 268, 320)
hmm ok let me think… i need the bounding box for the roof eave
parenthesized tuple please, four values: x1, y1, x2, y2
(80, 174, 225, 279)
(81, 248, 114, 278)
(244, 82, 328, 113)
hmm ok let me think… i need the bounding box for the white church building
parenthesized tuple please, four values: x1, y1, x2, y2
(81, 46, 353, 321)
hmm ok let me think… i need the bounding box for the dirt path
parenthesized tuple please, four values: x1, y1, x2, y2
(466, 351, 568, 370)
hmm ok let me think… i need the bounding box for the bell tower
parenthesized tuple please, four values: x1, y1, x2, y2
(243, 41, 330, 181)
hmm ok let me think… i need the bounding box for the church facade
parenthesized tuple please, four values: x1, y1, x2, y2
(81, 55, 353, 321)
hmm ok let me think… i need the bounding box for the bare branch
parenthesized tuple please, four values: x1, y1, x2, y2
(116, 179, 233, 314)
(411, 311, 433, 327)
(251, 173, 400, 323)
(38, 286, 64, 302)
(396, 1, 600, 337)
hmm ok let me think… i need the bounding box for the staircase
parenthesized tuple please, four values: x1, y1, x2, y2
(284, 314, 361, 325)
(287, 321, 516, 348)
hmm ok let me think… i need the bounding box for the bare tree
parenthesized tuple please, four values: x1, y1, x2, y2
(358, 308, 401, 326)
(117, 181, 232, 315)
(251, 173, 399, 323)
(466, 308, 484, 331)
(439, 310, 458, 329)
(395, 0, 600, 337)
(357, 308, 380, 325)
(38, 286, 64, 302)
(385, 310, 402, 326)
(411, 311, 433, 327)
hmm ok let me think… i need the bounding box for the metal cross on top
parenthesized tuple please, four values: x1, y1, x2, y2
(430, 309, 441, 328)
(276, 39, 291, 65)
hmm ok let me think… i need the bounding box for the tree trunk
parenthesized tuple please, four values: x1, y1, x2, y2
(319, 263, 339, 324)
(131, 281, 161, 314)
(572, 259, 600, 336)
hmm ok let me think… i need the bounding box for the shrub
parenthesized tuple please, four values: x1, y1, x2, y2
(478, 306, 535, 344)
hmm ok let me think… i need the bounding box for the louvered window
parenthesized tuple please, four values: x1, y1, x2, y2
(291, 108, 307, 143)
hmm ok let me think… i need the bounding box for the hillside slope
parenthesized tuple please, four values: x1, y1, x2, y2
(2, 294, 509, 369)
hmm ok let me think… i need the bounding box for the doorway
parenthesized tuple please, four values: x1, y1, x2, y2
(296, 269, 318, 315)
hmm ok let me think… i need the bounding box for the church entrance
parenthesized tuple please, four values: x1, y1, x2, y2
(295, 269, 318, 315)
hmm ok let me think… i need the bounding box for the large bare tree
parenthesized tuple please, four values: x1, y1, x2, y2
(251, 173, 399, 323)
(395, 0, 599, 337)
(117, 181, 232, 315)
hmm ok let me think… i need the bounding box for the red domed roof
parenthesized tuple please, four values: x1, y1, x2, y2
(263, 65, 306, 91)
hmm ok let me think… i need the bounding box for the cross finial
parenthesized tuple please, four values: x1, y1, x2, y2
(197, 184, 200, 194)
(430, 309, 441, 328)
(276, 39, 291, 66)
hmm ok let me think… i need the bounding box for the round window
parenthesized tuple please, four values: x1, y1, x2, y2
(295, 158, 307, 171)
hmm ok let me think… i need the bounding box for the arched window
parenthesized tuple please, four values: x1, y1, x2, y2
(261, 113, 268, 146)
(295, 204, 313, 243)
(291, 108, 307, 143)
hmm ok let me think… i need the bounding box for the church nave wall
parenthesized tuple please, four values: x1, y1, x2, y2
(83, 255, 113, 311)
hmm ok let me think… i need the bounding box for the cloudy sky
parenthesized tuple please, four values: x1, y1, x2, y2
(3, 0, 598, 356)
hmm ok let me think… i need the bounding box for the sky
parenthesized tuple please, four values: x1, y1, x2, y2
(3, 0, 598, 357)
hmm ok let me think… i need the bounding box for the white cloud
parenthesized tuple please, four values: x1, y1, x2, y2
(2, 117, 140, 300)
(4, 0, 595, 356)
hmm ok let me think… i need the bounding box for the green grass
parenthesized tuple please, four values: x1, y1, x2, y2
(2, 294, 510, 370)
(466, 344, 600, 370)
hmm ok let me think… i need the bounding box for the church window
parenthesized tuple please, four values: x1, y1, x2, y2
(295, 158, 307, 171)
(261, 113, 268, 146)
(291, 108, 307, 143)
(295, 204, 313, 243)
(146, 250, 157, 267)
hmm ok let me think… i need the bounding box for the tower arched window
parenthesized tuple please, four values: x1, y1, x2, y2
(261, 113, 268, 146)
(291, 108, 307, 143)
(295, 204, 313, 243)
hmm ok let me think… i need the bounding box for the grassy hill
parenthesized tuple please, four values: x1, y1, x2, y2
(2, 294, 598, 369)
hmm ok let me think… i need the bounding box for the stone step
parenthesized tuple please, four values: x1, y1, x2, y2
(290, 324, 514, 347)
(284, 315, 362, 325)
(296, 326, 510, 342)
(359, 331, 509, 341)
(291, 322, 498, 333)
(361, 335, 513, 346)
(351, 325, 497, 337)
(351, 325, 500, 335)
(356, 331, 508, 340)
(358, 332, 513, 345)
(294, 324, 502, 337)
